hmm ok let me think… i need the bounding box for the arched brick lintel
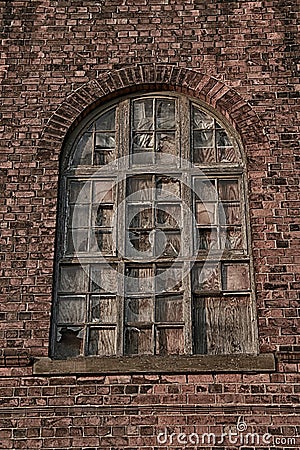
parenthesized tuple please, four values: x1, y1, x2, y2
(41, 64, 268, 152)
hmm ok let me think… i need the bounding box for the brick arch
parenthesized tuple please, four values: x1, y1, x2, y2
(40, 64, 268, 155)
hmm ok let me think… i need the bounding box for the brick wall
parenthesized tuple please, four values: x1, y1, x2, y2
(0, 1, 299, 448)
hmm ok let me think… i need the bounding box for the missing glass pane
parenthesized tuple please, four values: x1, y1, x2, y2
(92, 205, 113, 227)
(54, 326, 83, 359)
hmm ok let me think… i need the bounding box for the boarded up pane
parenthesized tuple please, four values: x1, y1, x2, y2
(125, 327, 153, 355)
(95, 109, 115, 130)
(156, 204, 181, 228)
(126, 266, 153, 293)
(192, 107, 214, 129)
(156, 231, 181, 257)
(69, 181, 90, 204)
(91, 265, 117, 293)
(95, 133, 115, 149)
(192, 297, 207, 354)
(90, 231, 113, 254)
(127, 177, 153, 201)
(156, 266, 182, 293)
(193, 147, 215, 164)
(192, 264, 220, 292)
(218, 147, 237, 163)
(222, 204, 241, 225)
(156, 327, 184, 355)
(54, 326, 83, 359)
(156, 99, 175, 129)
(88, 328, 116, 356)
(195, 202, 215, 225)
(125, 297, 154, 323)
(92, 205, 113, 227)
(156, 177, 180, 200)
(223, 263, 250, 291)
(93, 180, 114, 203)
(72, 133, 93, 166)
(198, 228, 218, 250)
(218, 180, 240, 201)
(194, 296, 256, 354)
(194, 179, 217, 201)
(156, 132, 176, 156)
(128, 205, 153, 229)
(59, 266, 88, 293)
(91, 296, 118, 323)
(221, 227, 243, 250)
(133, 99, 154, 130)
(155, 296, 183, 322)
(57, 296, 85, 324)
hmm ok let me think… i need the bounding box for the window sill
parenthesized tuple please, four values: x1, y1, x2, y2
(33, 353, 275, 375)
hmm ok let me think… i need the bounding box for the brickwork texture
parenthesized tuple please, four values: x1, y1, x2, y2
(0, 1, 299, 448)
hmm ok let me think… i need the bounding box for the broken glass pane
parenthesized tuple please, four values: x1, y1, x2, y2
(156, 99, 175, 129)
(95, 109, 115, 131)
(125, 297, 154, 323)
(198, 228, 218, 250)
(125, 326, 153, 355)
(155, 296, 183, 322)
(156, 132, 176, 156)
(156, 177, 180, 200)
(128, 230, 152, 255)
(156, 327, 184, 355)
(88, 327, 116, 356)
(156, 265, 182, 293)
(54, 326, 83, 359)
(128, 205, 153, 229)
(194, 131, 213, 148)
(90, 296, 118, 323)
(133, 99, 154, 130)
(156, 231, 181, 257)
(222, 263, 250, 291)
(216, 129, 232, 147)
(57, 296, 85, 324)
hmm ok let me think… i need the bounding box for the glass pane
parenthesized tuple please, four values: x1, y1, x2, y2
(193, 148, 215, 164)
(193, 108, 214, 129)
(156, 266, 182, 293)
(91, 296, 118, 323)
(91, 265, 117, 293)
(198, 228, 218, 250)
(132, 133, 154, 151)
(155, 296, 183, 322)
(59, 265, 88, 293)
(128, 230, 152, 255)
(126, 266, 153, 294)
(194, 131, 213, 147)
(218, 147, 237, 163)
(216, 129, 232, 147)
(72, 133, 93, 166)
(156, 99, 175, 129)
(68, 205, 90, 228)
(223, 263, 250, 291)
(66, 229, 89, 253)
(223, 204, 241, 225)
(94, 149, 114, 166)
(133, 99, 153, 130)
(55, 326, 83, 359)
(125, 327, 153, 355)
(90, 230, 113, 254)
(92, 205, 113, 227)
(127, 177, 153, 201)
(218, 180, 240, 201)
(156, 327, 184, 355)
(128, 205, 153, 229)
(95, 109, 115, 130)
(93, 180, 114, 203)
(221, 227, 243, 250)
(156, 132, 176, 156)
(156, 204, 181, 228)
(125, 297, 154, 323)
(88, 328, 116, 356)
(155, 230, 180, 257)
(194, 179, 217, 201)
(195, 202, 215, 225)
(156, 177, 180, 200)
(57, 296, 85, 324)
(95, 133, 115, 149)
(68, 181, 90, 204)
(192, 264, 220, 291)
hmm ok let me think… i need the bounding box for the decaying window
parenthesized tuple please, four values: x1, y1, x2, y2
(52, 93, 258, 359)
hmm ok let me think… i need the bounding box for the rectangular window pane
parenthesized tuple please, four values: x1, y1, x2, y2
(127, 177, 153, 201)
(216, 129, 232, 147)
(90, 296, 118, 323)
(126, 266, 153, 293)
(133, 99, 154, 131)
(93, 180, 114, 203)
(156, 99, 175, 129)
(222, 204, 241, 225)
(193, 147, 216, 164)
(92, 205, 113, 227)
(66, 229, 89, 254)
(218, 180, 240, 201)
(127, 204, 153, 229)
(72, 133, 93, 166)
(95, 133, 115, 149)
(195, 202, 215, 226)
(155, 295, 183, 322)
(222, 263, 250, 291)
(197, 228, 218, 250)
(156, 327, 184, 355)
(127, 230, 152, 256)
(156, 132, 176, 156)
(156, 204, 181, 228)
(194, 130, 213, 148)
(94, 150, 114, 166)
(90, 230, 113, 254)
(218, 147, 237, 163)
(192, 264, 220, 292)
(59, 265, 88, 293)
(156, 266, 183, 293)
(221, 227, 243, 250)
(88, 327, 116, 356)
(68, 205, 90, 228)
(91, 265, 117, 293)
(192, 108, 214, 129)
(125, 297, 154, 323)
(68, 181, 90, 204)
(194, 179, 217, 201)
(156, 177, 181, 200)
(125, 327, 153, 355)
(57, 296, 85, 324)
(156, 231, 181, 257)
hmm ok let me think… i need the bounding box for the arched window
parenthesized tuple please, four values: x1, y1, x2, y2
(52, 93, 258, 359)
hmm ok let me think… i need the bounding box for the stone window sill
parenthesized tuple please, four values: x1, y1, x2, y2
(33, 353, 275, 375)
